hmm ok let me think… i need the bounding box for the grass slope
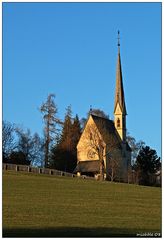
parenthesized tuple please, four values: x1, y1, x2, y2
(3, 171, 162, 237)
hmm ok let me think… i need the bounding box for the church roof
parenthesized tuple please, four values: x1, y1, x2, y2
(74, 160, 100, 173)
(91, 114, 122, 149)
(114, 47, 127, 115)
(91, 114, 131, 152)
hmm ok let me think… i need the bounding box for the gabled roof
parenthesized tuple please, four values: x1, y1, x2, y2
(74, 160, 100, 173)
(91, 114, 122, 149)
(77, 113, 131, 152)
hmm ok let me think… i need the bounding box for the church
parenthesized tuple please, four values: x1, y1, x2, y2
(75, 33, 131, 182)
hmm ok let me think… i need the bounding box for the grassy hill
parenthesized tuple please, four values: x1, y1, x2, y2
(3, 170, 162, 237)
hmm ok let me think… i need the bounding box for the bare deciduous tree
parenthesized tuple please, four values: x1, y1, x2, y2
(2, 121, 16, 158)
(126, 132, 145, 166)
(15, 127, 44, 166)
(40, 94, 62, 167)
(107, 152, 121, 182)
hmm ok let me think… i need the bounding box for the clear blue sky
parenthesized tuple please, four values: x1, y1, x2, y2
(3, 2, 161, 156)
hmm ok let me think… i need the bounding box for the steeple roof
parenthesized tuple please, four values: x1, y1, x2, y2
(114, 45, 127, 115)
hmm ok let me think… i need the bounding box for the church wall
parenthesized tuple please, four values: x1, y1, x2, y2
(77, 115, 130, 182)
(77, 116, 104, 162)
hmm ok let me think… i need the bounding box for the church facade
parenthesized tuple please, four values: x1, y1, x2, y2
(75, 36, 131, 182)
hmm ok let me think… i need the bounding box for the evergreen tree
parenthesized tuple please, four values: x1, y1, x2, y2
(72, 115, 81, 149)
(50, 107, 81, 173)
(136, 146, 161, 186)
(70, 114, 81, 167)
(60, 105, 73, 153)
(9, 151, 31, 165)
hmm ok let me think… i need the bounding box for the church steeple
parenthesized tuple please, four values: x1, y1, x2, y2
(114, 31, 127, 115)
(114, 31, 127, 141)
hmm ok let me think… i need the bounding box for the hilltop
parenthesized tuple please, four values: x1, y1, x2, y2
(3, 171, 161, 237)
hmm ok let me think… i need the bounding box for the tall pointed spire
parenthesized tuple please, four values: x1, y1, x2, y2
(114, 31, 127, 115)
(114, 31, 127, 142)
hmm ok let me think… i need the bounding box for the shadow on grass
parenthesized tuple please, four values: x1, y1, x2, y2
(3, 226, 161, 238)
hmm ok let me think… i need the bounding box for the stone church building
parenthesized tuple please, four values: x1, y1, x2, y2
(75, 36, 131, 182)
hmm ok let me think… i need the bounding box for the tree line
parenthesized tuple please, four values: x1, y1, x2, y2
(3, 94, 82, 173)
(2, 93, 161, 186)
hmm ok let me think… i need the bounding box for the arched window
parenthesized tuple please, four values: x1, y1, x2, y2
(90, 133, 93, 141)
(117, 118, 120, 128)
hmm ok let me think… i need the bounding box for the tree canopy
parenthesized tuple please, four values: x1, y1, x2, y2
(2, 121, 16, 159)
(50, 106, 81, 173)
(135, 146, 161, 186)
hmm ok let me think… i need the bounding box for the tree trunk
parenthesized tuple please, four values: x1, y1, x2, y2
(44, 119, 50, 168)
(99, 146, 104, 181)
(111, 170, 114, 182)
(44, 139, 49, 168)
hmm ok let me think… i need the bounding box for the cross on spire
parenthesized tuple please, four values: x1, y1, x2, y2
(90, 105, 92, 114)
(117, 30, 120, 47)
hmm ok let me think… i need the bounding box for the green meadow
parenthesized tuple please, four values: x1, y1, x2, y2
(3, 170, 161, 237)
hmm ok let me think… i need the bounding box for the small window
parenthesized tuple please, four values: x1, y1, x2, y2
(117, 118, 120, 128)
(90, 133, 92, 140)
